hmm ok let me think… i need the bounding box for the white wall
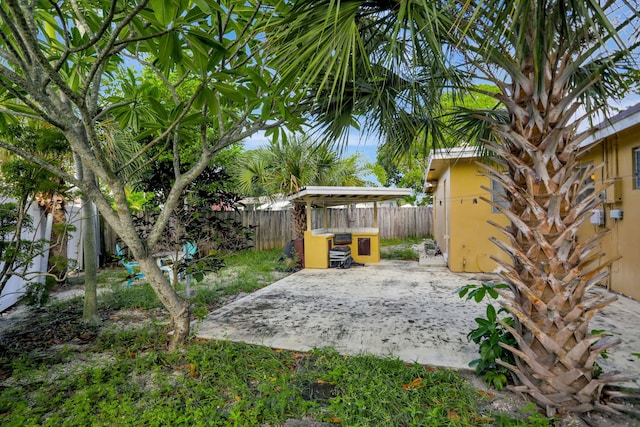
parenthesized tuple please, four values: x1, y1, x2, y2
(0, 198, 95, 312)
(0, 199, 48, 312)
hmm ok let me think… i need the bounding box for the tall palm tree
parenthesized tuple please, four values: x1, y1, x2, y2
(271, 0, 640, 416)
(236, 134, 368, 238)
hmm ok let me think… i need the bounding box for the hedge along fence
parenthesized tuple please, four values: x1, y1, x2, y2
(210, 206, 433, 250)
(102, 206, 433, 253)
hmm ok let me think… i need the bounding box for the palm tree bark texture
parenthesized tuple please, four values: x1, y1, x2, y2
(481, 114, 623, 415)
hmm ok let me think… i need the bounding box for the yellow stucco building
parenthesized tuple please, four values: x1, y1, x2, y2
(424, 147, 511, 273)
(577, 103, 640, 300)
(424, 103, 640, 300)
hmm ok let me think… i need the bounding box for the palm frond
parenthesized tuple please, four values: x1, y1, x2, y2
(97, 123, 150, 185)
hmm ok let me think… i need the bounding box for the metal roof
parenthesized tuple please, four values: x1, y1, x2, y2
(288, 186, 412, 208)
(580, 102, 640, 147)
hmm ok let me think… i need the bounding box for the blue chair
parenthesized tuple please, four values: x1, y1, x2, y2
(115, 244, 144, 287)
(181, 242, 197, 295)
(180, 242, 197, 279)
(184, 241, 197, 260)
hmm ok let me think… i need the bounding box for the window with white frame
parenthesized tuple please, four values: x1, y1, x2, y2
(635, 147, 640, 190)
(491, 179, 509, 213)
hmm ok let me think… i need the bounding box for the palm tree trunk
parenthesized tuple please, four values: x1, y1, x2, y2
(49, 194, 68, 279)
(484, 100, 624, 415)
(292, 204, 307, 239)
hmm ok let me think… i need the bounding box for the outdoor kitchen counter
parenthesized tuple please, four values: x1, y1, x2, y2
(304, 228, 380, 268)
(326, 227, 378, 235)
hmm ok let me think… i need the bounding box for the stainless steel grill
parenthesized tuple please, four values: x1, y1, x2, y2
(329, 246, 352, 268)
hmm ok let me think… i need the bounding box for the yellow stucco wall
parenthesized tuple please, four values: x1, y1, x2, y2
(579, 125, 640, 300)
(303, 229, 381, 268)
(304, 231, 332, 268)
(429, 119, 639, 299)
(347, 232, 380, 264)
(432, 159, 510, 273)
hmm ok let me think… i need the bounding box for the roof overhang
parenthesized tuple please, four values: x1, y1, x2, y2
(580, 103, 640, 148)
(288, 186, 412, 208)
(424, 147, 480, 192)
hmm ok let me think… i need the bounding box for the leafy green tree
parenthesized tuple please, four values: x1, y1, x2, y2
(0, 123, 71, 300)
(0, 1, 301, 347)
(271, 0, 639, 415)
(131, 143, 251, 285)
(235, 134, 368, 237)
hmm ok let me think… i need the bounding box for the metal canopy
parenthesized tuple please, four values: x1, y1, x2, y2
(288, 186, 412, 208)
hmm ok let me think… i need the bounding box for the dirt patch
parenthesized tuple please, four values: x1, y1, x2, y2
(457, 371, 640, 426)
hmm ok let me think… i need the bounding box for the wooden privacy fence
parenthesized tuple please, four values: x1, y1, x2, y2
(211, 206, 433, 250)
(102, 206, 433, 253)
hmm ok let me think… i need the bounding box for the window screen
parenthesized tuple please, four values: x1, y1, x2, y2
(491, 180, 509, 213)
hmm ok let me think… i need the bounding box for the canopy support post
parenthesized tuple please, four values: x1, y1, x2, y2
(373, 201, 378, 228)
(323, 206, 328, 229)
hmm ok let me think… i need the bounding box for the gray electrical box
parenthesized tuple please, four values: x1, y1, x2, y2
(610, 209, 623, 220)
(590, 209, 605, 226)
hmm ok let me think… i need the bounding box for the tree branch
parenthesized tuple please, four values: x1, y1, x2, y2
(81, 0, 151, 100)
(5, 1, 84, 107)
(0, 68, 66, 129)
(0, 3, 32, 71)
(0, 138, 79, 187)
(116, 81, 207, 173)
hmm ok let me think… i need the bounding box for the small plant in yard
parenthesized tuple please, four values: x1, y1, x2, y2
(458, 283, 516, 390)
(590, 329, 613, 379)
(492, 403, 554, 427)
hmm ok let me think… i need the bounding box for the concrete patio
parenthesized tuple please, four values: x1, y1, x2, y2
(196, 260, 640, 380)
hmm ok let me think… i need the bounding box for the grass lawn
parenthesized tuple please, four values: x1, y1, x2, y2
(379, 237, 425, 261)
(0, 246, 553, 426)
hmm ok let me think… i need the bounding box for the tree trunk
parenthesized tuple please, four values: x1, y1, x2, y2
(485, 101, 625, 415)
(80, 167, 99, 324)
(137, 257, 191, 349)
(292, 204, 307, 238)
(81, 195, 99, 323)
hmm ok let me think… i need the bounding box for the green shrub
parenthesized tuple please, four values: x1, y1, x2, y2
(458, 283, 516, 390)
